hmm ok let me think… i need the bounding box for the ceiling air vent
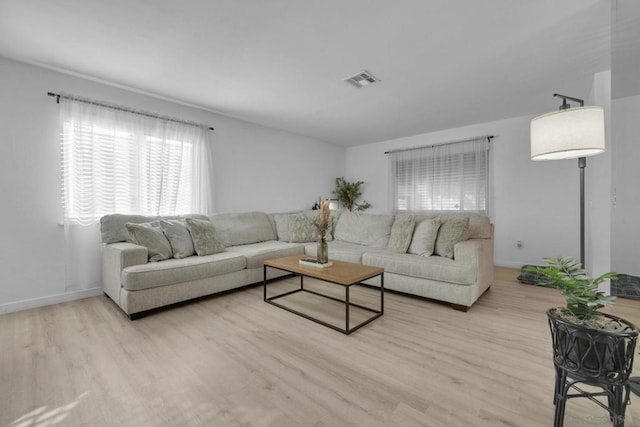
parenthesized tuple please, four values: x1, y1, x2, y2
(343, 70, 380, 88)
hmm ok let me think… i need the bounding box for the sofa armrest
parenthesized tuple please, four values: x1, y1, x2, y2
(102, 242, 148, 302)
(454, 239, 481, 265)
(454, 238, 494, 288)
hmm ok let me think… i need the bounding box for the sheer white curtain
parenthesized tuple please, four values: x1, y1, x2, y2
(60, 97, 213, 291)
(389, 137, 490, 214)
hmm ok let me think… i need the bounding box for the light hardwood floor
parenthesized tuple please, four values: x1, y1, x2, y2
(1, 267, 639, 426)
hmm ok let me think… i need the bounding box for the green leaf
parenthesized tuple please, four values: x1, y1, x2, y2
(333, 177, 371, 212)
(528, 256, 617, 320)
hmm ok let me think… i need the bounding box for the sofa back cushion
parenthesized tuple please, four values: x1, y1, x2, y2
(334, 212, 395, 248)
(209, 212, 276, 247)
(272, 212, 297, 242)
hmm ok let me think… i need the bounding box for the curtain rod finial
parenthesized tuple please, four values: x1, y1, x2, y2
(47, 91, 61, 104)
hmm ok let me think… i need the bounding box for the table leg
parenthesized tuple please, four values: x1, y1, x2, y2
(263, 264, 267, 301)
(345, 286, 350, 334)
(380, 273, 384, 314)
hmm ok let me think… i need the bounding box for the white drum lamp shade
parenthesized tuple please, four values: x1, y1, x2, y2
(530, 106, 605, 160)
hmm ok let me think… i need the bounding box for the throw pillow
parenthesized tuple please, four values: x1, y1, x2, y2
(125, 221, 173, 262)
(185, 218, 225, 256)
(434, 217, 470, 259)
(408, 217, 441, 257)
(160, 219, 195, 259)
(386, 215, 415, 253)
(289, 213, 315, 243)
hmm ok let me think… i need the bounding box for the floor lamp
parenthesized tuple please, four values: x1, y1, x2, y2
(530, 94, 605, 271)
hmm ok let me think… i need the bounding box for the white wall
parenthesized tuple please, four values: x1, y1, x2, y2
(0, 56, 345, 313)
(610, 0, 640, 277)
(611, 94, 640, 276)
(212, 117, 344, 213)
(345, 114, 603, 269)
(585, 70, 612, 280)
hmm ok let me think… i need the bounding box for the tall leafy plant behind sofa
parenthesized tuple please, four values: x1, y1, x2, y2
(333, 177, 371, 212)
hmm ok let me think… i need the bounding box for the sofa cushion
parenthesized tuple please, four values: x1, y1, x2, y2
(273, 213, 296, 242)
(121, 252, 247, 291)
(125, 222, 173, 262)
(408, 217, 441, 257)
(105, 214, 153, 244)
(434, 217, 470, 259)
(290, 213, 316, 243)
(186, 218, 226, 256)
(160, 219, 195, 259)
(362, 251, 475, 286)
(386, 215, 415, 253)
(225, 241, 304, 269)
(209, 212, 276, 247)
(334, 212, 395, 248)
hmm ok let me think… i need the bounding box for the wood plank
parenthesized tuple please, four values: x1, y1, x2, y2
(264, 254, 384, 285)
(0, 267, 638, 426)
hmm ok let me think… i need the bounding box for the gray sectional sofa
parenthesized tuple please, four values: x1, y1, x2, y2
(101, 210, 493, 319)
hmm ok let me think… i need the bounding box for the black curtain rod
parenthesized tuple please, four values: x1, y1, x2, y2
(47, 92, 214, 131)
(384, 135, 494, 154)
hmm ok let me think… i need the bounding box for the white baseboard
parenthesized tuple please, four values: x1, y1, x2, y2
(0, 287, 103, 315)
(494, 260, 527, 269)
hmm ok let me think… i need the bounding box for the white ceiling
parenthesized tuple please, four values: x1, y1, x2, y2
(0, 0, 611, 146)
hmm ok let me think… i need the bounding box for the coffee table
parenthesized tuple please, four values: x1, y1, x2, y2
(263, 254, 384, 335)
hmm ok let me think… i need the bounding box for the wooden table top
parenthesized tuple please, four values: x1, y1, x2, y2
(264, 254, 384, 286)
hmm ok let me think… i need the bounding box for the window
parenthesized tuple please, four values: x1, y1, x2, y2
(60, 98, 212, 225)
(389, 137, 490, 213)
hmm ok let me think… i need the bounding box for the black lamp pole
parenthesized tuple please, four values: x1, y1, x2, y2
(554, 94, 587, 270)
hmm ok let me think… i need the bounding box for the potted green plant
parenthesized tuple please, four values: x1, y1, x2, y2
(527, 257, 638, 425)
(333, 177, 371, 212)
(528, 256, 618, 323)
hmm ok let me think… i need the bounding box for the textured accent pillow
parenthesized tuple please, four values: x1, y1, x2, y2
(434, 217, 470, 259)
(160, 219, 195, 259)
(185, 218, 225, 256)
(408, 217, 441, 257)
(386, 215, 415, 253)
(125, 221, 173, 262)
(289, 213, 316, 243)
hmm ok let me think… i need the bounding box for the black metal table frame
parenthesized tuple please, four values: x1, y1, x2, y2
(263, 264, 384, 335)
